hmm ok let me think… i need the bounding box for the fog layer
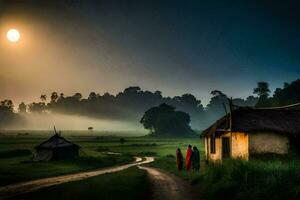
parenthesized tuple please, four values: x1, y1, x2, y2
(15, 113, 146, 133)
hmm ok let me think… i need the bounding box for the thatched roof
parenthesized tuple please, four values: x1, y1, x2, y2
(35, 134, 80, 150)
(202, 104, 300, 137)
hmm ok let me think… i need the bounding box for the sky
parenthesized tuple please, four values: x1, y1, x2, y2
(0, 0, 299, 106)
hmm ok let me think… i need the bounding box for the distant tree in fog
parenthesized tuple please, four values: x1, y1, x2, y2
(18, 102, 27, 113)
(51, 92, 58, 103)
(40, 94, 47, 102)
(0, 99, 25, 128)
(59, 93, 65, 99)
(88, 92, 97, 100)
(28, 102, 46, 113)
(0, 99, 14, 111)
(7, 78, 299, 130)
(73, 93, 82, 101)
(21, 86, 258, 130)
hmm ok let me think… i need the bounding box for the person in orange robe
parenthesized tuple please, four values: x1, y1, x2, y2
(185, 145, 193, 171)
(176, 148, 183, 170)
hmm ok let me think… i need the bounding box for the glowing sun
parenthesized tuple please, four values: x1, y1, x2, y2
(6, 29, 20, 42)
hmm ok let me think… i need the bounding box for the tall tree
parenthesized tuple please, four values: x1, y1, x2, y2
(253, 82, 271, 108)
(206, 90, 228, 117)
(253, 82, 270, 97)
(51, 92, 58, 103)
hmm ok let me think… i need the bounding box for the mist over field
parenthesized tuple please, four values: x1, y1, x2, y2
(4, 113, 146, 134)
(1, 79, 300, 133)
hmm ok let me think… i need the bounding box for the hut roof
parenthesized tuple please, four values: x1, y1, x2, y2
(202, 105, 300, 137)
(35, 134, 80, 150)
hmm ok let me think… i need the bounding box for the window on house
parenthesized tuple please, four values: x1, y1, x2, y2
(210, 136, 216, 153)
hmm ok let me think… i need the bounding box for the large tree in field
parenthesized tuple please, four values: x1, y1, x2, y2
(253, 82, 271, 108)
(140, 103, 195, 137)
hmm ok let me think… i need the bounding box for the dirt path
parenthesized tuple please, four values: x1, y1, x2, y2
(0, 157, 200, 200)
(139, 166, 200, 200)
(0, 157, 154, 199)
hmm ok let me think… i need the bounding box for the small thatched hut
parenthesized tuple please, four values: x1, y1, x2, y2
(35, 132, 80, 161)
(203, 103, 300, 162)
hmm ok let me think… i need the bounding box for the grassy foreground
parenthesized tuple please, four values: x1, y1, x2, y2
(150, 155, 300, 200)
(201, 159, 300, 200)
(10, 167, 150, 200)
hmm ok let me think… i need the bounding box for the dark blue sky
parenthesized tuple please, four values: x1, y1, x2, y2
(1, 0, 299, 105)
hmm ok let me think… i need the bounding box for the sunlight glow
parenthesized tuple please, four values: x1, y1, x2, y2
(6, 29, 20, 42)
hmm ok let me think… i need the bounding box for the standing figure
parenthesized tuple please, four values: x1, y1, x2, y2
(185, 145, 193, 171)
(176, 148, 183, 170)
(192, 146, 200, 171)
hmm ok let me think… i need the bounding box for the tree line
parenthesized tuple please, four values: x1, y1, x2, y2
(1, 79, 300, 129)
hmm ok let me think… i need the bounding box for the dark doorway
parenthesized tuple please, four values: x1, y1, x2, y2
(222, 137, 230, 158)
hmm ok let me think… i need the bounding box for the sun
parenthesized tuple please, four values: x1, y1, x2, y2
(6, 29, 20, 43)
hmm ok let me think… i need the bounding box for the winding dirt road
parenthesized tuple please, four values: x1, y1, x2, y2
(139, 166, 200, 200)
(0, 156, 200, 200)
(0, 157, 153, 199)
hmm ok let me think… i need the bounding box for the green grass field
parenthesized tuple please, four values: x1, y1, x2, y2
(0, 131, 299, 200)
(0, 131, 202, 186)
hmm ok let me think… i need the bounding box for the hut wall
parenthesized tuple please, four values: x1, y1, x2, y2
(205, 132, 249, 162)
(35, 149, 53, 161)
(230, 132, 249, 160)
(206, 136, 222, 161)
(53, 147, 79, 160)
(249, 132, 289, 155)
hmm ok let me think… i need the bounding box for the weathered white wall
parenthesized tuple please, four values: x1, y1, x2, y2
(249, 132, 289, 155)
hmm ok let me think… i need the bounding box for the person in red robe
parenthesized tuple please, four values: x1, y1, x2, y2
(176, 148, 183, 170)
(185, 145, 192, 171)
